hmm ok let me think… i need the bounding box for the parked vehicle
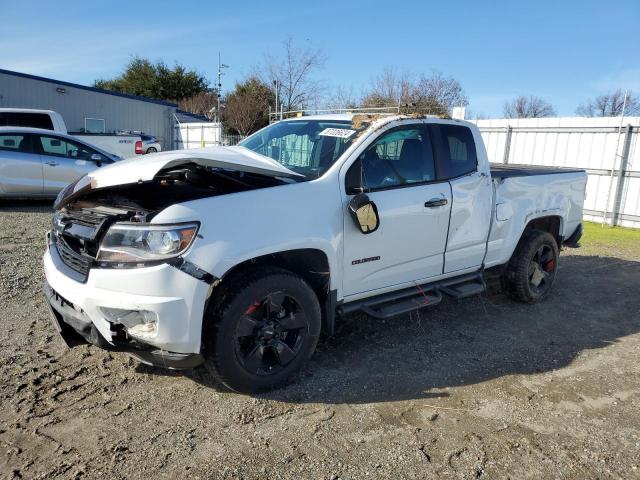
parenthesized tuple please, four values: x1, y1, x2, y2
(0, 108, 144, 158)
(0, 127, 119, 198)
(70, 133, 143, 159)
(141, 134, 162, 154)
(0, 108, 67, 133)
(43, 114, 587, 393)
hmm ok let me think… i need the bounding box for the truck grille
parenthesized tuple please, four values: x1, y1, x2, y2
(54, 234, 93, 281)
(51, 203, 138, 282)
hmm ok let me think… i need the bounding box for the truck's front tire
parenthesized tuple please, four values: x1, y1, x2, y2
(501, 229, 559, 303)
(203, 268, 321, 393)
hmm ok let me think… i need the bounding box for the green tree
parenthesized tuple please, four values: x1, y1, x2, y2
(94, 57, 209, 101)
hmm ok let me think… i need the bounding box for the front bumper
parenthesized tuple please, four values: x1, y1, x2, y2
(43, 235, 211, 368)
(43, 281, 203, 368)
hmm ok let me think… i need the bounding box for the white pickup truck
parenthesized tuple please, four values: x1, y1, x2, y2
(0, 108, 143, 158)
(43, 114, 586, 392)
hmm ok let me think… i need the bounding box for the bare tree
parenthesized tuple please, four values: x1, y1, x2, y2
(361, 68, 412, 107)
(503, 96, 556, 118)
(361, 68, 467, 116)
(325, 85, 359, 110)
(177, 91, 218, 119)
(576, 89, 640, 117)
(412, 71, 468, 116)
(223, 77, 273, 136)
(262, 37, 326, 112)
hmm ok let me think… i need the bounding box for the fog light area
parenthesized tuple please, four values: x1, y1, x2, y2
(100, 307, 158, 340)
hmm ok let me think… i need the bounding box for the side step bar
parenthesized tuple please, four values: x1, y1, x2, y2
(340, 272, 486, 320)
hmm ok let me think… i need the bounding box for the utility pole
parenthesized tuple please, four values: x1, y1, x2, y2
(216, 52, 230, 124)
(273, 79, 279, 122)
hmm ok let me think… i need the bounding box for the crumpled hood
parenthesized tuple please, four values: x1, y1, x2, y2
(55, 146, 302, 208)
(94, 145, 301, 187)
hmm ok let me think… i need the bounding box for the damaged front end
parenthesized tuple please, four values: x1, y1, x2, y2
(51, 162, 290, 281)
(44, 155, 295, 368)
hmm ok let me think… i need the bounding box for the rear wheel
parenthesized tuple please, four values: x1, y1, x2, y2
(203, 268, 321, 393)
(501, 229, 559, 303)
(146, 147, 157, 154)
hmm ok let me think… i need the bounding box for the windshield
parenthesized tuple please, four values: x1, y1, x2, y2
(239, 120, 355, 179)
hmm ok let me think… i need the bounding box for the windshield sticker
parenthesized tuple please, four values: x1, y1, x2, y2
(319, 128, 356, 138)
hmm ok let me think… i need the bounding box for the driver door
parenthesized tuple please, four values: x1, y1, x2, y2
(342, 124, 452, 297)
(34, 134, 104, 194)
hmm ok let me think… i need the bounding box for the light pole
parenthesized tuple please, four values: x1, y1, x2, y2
(273, 79, 279, 122)
(217, 52, 229, 124)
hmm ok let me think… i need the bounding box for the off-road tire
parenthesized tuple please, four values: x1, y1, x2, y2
(203, 268, 321, 393)
(501, 229, 559, 303)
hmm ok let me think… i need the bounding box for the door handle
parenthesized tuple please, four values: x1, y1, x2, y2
(424, 198, 448, 208)
(45, 160, 59, 166)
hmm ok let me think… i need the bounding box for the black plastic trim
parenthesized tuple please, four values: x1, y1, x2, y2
(323, 289, 338, 335)
(168, 257, 217, 284)
(562, 223, 583, 248)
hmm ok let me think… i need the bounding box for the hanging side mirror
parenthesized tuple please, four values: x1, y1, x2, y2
(348, 193, 379, 234)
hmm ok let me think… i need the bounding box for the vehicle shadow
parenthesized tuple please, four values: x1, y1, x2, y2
(174, 254, 640, 404)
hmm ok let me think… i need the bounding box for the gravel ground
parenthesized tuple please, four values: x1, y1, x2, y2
(1, 201, 640, 479)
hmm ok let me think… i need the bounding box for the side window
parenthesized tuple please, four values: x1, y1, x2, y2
(37, 136, 98, 160)
(348, 126, 435, 192)
(0, 133, 30, 153)
(437, 125, 477, 179)
(84, 118, 105, 133)
(0, 112, 53, 130)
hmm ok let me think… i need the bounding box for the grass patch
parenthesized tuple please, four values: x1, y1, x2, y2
(580, 221, 640, 256)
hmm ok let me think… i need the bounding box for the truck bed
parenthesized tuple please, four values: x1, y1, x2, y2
(490, 163, 584, 179)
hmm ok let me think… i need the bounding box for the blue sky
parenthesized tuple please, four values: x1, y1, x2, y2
(1, 0, 639, 117)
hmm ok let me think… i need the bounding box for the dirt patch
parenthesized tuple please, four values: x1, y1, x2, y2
(1, 202, 640, 479)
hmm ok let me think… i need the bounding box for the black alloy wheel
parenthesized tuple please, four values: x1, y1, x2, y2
(235, 292, 308, 375)
(203, 268, 321, 393)
(528, 244, 556, 295)
(501, 229, 559, 303)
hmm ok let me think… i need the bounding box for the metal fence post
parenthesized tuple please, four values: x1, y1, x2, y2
(612, 124, 633, 226)
(502, 126, 512, 164)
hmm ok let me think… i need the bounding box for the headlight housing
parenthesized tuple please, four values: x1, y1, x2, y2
(97, 223, 199, 265)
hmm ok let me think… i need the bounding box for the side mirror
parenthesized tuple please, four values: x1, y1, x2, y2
(90, 153, 103, 166)
(348, 193, 379, 234)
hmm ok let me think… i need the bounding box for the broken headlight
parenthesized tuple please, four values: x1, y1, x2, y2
(97, 223, 199, 264)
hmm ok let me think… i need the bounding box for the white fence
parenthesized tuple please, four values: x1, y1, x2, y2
(173, 122, 243, 149)
(474, 117, 640, 229)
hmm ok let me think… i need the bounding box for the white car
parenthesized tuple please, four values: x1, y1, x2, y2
(43, 114, 587, 392)
(0, 127, 120, 198)
(141, 134, 162, 154)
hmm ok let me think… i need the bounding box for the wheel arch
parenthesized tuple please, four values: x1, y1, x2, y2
(210, 248, 337, 335)
(522, 215, 563, 245)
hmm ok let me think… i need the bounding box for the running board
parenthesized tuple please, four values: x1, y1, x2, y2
(340, 272, 485, 320)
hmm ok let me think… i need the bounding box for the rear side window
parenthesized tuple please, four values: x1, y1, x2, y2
(0, 134, 30, 153)
(0, 112, 54, 130)
(36, 135, 98, 160)
(437, 125, 477, 179)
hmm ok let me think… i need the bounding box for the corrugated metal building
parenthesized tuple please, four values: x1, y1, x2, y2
(0, 68, 178, 149)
